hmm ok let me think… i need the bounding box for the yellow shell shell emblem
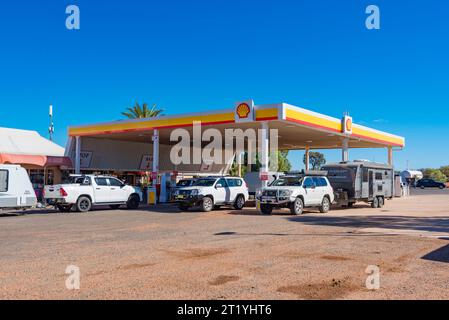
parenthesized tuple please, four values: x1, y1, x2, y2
(236, 103, 251, 119)
(345, 118, 353, 132)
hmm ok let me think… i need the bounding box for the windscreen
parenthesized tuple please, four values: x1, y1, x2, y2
(68, 176, 90, 185)
(192, 179, 216, 187)
(69, 176, 86, 184)
(177, 180, 192, 187)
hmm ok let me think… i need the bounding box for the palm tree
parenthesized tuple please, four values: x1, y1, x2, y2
(122, 103, 164, 119)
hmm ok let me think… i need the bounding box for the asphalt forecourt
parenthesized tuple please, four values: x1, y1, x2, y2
(1, 189, 448, 300)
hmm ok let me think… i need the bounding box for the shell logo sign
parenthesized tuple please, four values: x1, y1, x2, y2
(234, 100, 254, 123)
(236, 103, 251, 119)
(342, 115, 353, 135)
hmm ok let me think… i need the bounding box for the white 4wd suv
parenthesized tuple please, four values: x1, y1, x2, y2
(257, 174, 334, 215)
(174, 177, 249, 212)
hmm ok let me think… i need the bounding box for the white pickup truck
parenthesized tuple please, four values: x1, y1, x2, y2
(44, 175, 142, 212)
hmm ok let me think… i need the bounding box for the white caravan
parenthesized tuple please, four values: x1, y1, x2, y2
(0, 165, 37, 209)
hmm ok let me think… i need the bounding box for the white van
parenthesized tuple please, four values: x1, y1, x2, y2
(0, 164, 37, 209)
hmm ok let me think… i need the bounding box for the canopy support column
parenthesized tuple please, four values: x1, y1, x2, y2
(237, 152, 243, 177)
(260, 122, 269, 187)
(152, 129, 159, 185)
(75, 136, 81, 174)
(342, 138, 349, 162)
(388, 146, 393, 166)
(305, 146, 310, 171)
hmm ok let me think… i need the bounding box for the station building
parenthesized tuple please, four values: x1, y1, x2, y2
(0, 127, 72, 198)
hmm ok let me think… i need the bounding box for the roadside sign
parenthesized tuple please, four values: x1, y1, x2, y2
(140, 155, 153, 170)
(200, 161, 213, 172)
(260, 171, 269, 181)
(77, 151, 93, 168)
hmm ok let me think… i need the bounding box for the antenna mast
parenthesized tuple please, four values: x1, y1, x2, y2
(49, 105, 54, 141)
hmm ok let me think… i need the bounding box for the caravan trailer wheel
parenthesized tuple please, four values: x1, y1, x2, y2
(371, 197, 379, 208)
(378, 196, 385, 207)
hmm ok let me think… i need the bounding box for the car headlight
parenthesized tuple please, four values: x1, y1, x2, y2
(190, 189, 199, 196)
(279, 190, 292, 197)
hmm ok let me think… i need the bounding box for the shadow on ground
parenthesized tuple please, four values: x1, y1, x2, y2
(422, 243, 449, 263)
(0, 203, 182, 217)
(287, 215, 449, 234)
(0, 208, 58, 217)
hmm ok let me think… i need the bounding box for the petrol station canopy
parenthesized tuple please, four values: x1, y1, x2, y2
(68, 101, 405, 150)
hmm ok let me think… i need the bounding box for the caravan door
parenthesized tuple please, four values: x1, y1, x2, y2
(368, 170, 374, 199)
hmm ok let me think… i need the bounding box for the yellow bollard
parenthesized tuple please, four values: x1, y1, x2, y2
(147, 187, 157, 205)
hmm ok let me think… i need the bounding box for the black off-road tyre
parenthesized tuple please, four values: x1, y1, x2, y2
(201, 196, 214, 212)
(319, 196, 331, 213)
(290, 197, 304, 215)
(126, 195, 140, 210)
(260, 204, 273, 215)
(76, 196, 92, 212)
(233, 195, 245, 210)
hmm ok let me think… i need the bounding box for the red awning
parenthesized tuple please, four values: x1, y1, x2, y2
(0, 153, 72, 167)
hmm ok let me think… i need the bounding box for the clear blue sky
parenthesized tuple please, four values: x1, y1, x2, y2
(0, 1, 447, 170)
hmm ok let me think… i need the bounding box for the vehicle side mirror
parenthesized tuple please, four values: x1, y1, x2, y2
(216, 183, 223, 188)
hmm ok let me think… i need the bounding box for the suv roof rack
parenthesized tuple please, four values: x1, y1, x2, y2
(205, 175, 231, 178)
(284, 170, 328, 176)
